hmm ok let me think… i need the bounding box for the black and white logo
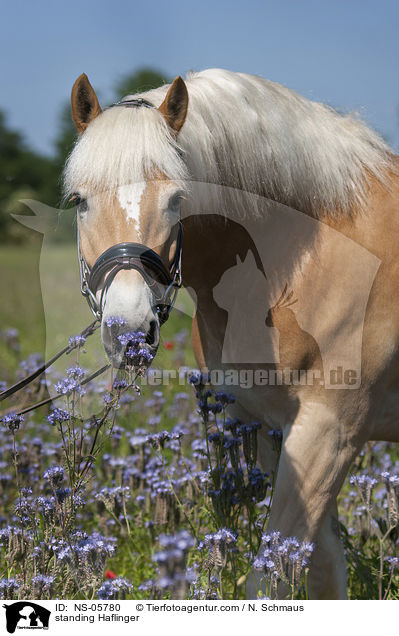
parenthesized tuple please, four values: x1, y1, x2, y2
(3, 602, 50, 633)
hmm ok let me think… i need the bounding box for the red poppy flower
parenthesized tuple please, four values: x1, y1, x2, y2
(105, 570, 116, 579)
(164, 340, 174, 350)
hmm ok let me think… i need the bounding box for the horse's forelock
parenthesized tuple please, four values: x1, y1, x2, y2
(63, 103, 188, 200)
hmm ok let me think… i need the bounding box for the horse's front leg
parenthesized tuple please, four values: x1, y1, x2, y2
(307, 500, 347, 599)
(247, 501, 347, 599)
(252, 400, 362, 599)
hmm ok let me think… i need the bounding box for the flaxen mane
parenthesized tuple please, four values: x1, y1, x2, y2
(64, 68, 393, 218)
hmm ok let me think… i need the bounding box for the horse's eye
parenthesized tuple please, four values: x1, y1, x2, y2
(70, 194, 88, 213)
(77, 199, 88, 213)
(169, 192, 184, 212)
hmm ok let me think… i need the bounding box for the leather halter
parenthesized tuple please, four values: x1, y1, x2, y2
(108, 98, 156, 110)
(78, 221, 182, 324)
(77, 97, 183, 324)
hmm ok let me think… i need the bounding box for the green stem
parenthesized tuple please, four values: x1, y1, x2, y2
(158, 451, 198, 538)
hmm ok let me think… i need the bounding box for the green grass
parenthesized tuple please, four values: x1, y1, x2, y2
(0, 240, 46, 357)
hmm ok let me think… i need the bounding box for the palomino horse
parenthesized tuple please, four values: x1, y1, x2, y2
(64, 69, 399, 599)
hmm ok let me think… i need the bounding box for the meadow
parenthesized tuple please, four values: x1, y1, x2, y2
(0, 243, 398, 600)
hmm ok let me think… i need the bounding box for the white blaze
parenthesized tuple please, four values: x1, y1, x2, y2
(117, 183, 146, 239)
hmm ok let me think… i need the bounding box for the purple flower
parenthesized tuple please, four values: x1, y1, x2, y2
(57, 532, 116, 571)
(0, 526, 24, 546)
(204, 528, 238, 548)
(0, 577, 20, 599)
(43, 466, 65, 488)
(1, 328, 20, 353)
(66, 365, 85, 379)
(214, 392, 236, 406)
(117, 331, 146, 347)
(116, 330, 154, 369)
(125, 346, 154, 367)
(145, 430, 182, 450)
(267, 428, 283, 451)
(97, 577, 133, 600)
(350, 474, 378, 488)
(105, 316, 127, 328)
(112, 378, 128, 390)
(1, 412, 24, 431)
(95, 486, 130, 506)
(33, 496, 55, 518)
(239, 422, 261, 468)
(158, 530, 195, 552)
(350, 473, 378, 510)
(253, 555, 275, 571)
(385, 556, 399, 570)
(381, 471, 399, 487)
(31, 574, 54, 595)
(255, 533, 314, 584)
(224, 417, 242, 435)
(54, 364, 86, 396)
(19, 353, 43, 375)
(47, 408, 70, 426)
(188, 370, 210, 386)
(152, 531, 195, 599)
(138, 579, 155, 592)
(68, 334, 86, 348)
(202, 528, 238, 568)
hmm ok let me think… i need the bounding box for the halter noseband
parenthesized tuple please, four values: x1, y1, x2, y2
(78, 97, 183, 325)
(78, 222, 182, 324)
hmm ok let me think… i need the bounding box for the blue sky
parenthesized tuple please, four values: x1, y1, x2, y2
(1, 0, 399, 154)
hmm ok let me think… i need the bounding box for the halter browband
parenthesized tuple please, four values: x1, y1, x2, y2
(108, 98, 156, 110)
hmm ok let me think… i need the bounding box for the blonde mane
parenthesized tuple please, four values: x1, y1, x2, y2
(64, 68, 394, 218)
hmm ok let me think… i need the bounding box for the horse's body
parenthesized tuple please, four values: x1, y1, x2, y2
(65, 69, 399, 599)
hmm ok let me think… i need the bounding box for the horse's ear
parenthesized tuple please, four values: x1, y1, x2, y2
(158, 76, 188, 134)
(71, 73, 102, 134)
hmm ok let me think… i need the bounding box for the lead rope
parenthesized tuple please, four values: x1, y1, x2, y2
(1, 362, 110, 419)
(0, 319, 101, 404)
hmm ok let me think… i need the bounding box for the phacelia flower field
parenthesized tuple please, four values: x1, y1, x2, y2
(0, 323, 398, 600)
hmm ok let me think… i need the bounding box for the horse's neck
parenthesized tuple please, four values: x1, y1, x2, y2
(182, 170, 399, 294)
(181, 213, 271, 295)
(181, 173, 399, 376)
(181, 201, 322, 304)
(328, 169, 399, 263)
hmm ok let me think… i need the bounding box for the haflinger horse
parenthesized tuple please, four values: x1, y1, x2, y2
(64, 68, 399, 599)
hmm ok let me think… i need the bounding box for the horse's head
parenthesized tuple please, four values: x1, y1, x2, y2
(65, 74, 189, 367)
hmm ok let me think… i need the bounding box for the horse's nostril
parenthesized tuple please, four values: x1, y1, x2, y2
(146, 320, 157, 346)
